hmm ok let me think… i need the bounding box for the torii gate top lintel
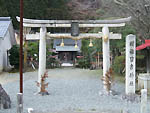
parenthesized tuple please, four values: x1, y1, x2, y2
(16, 16, 131, 28)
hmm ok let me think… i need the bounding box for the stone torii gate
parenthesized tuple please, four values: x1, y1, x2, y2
(17, 17, 131, 92)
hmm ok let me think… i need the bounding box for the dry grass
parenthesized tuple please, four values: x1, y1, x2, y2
(36, 71, 49, 94)
(101, 68, 114, 92)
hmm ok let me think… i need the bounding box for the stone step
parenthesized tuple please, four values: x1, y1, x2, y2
(27, 110, 129, 113)
(61, 63, 74, 67)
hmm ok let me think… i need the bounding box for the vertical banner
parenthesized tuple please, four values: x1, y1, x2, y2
(126, 34, 136, 95)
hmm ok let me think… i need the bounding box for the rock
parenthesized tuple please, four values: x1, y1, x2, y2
(0, 84, 11, 109)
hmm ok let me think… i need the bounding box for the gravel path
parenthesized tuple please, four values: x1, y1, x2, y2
(0, 68, 149, 113)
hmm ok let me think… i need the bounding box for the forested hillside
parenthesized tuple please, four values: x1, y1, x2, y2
(0, 0, 150, 39)
(0, 0, 116, 27)
(0, 0, 70, 28)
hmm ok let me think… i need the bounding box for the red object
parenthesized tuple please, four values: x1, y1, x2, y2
(77, 56, 84, 58)
(136, 40, 150, 50)
(50, 55, 57, 58)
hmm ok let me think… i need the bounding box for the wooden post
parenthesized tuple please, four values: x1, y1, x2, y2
(141, 89, 147, 113)
(144, 80, 148, 90)
(146, 49, 150, 73)
(98, 52, 100, 68)
(38, 27, 47, 92)
(102, 26, 110, 91)
(24, 41, 28, 70)
(19, 0, 23, 94)
(17, 93, 23, 113)
(23, 27, 31, 71)
(96, 53, 98, 68)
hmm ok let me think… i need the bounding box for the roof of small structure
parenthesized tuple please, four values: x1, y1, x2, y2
(136, 40, 150, 50)
(53, 39, 81, 49)
(56, 46, 80, 52)
(0, 17, 11, 38)
(0, 17, 16, 45)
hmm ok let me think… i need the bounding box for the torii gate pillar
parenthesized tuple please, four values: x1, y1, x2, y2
(102, 26, 110, 91)
(38, 27, 47, 92)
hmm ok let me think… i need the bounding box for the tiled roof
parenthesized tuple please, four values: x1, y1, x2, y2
(0, 17, 11, 38)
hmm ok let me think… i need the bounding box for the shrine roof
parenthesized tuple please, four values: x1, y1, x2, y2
(56, 46, 80, 52)
(53, 39, 81, 48)
(136, 40, 150, 50)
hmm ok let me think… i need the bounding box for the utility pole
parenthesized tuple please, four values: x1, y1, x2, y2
(17, 0, 24, 113)
(19, 0, 23, 93)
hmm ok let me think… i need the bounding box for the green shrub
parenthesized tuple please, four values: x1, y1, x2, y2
(112, 55, 125, 75)
(136, 54, 145, 72)
(9, 45, 20, 69)
(113, 54, 146, 75)
(46, 57, 59, 68)
(76, 56, 91, 69)
(136, 54, 145, 67)
(27, 41, 39, 60)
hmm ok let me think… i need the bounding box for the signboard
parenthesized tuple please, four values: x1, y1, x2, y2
(126, 34, 136, 94)
(71, 22, 79, 36)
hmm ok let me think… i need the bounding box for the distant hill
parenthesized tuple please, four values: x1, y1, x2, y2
(67, 0, 125, 20)
(67, 0, 101, 19)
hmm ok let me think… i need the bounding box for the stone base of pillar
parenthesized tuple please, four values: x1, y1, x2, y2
(99, 89, 118, 96)
(122, 93, 140, 103)
(34, 91, 49, 96)
(38, 91, 49, 96)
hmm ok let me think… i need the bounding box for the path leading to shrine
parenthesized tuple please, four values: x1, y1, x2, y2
(0, 68, 147, 113)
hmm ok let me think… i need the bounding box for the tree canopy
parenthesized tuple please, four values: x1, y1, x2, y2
(0, 0, 70, 28)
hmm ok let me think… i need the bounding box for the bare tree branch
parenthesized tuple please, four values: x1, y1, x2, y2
(113, 0, 150, 39)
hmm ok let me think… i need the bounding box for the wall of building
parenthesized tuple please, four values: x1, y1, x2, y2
(0, 30, 12, 72)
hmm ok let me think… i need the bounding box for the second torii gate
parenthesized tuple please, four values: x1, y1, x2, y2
(17, 17, 131, 93)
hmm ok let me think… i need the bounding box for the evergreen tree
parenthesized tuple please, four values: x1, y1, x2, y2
(0, 0, 9, 16)
(0, 0, 71, 28)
